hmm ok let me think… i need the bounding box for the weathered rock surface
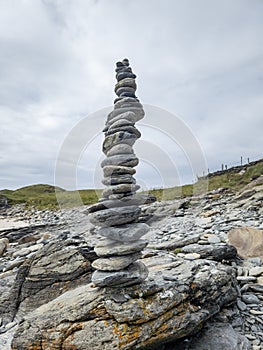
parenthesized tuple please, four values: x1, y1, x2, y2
(11, 254, 238, 349)
(228, 227, 263, 260)
(0, 239, 93, 324)
(187, 322, 251, 350)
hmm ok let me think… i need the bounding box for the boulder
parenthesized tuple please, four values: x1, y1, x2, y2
(11, 253, 238, 349)
(0, 238, 9, 256)
(188, 322, 250, 350)
(228, 227, 263, 259)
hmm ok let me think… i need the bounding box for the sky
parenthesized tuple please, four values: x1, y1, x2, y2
(0, 0, 263, 190)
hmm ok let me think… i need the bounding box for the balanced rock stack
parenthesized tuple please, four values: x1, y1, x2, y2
(88, 58, 154, 288)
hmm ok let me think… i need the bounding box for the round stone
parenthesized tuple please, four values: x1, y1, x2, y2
(102, 174, 136, 185)
(102, 184, 140, 197)
(119, 92, 137, 98)
(98, 223, 150, 242)
(101, 154, 139, 168)
(107, 107, 144, 123)
(122, 58, 129, 66)
(116, 72, 136, 81)
(115, 86, 136, 97)
(106, 111, 140, 126)
(108, 119, 135, 130)
(103, 131, 137, 154)
(115, 78, 136, 92)
(91, 252, 142, 271)
(106, 144, 134, 157)
(91, 261, 148, 287)
(89, 205, 141, 227)
(115, 66, 132, 73)
(103, 165, 136, 177)
(114, 97, 142, 110)
(105, 126, 141, 139)
(95, 239, 148, 257)
(116, 61, 124, 67)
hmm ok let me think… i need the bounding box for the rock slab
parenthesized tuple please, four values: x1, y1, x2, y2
(11, 253, 238, 349)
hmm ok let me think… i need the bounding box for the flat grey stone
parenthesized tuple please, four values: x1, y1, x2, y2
(98, 223, 150, 242)
(108, 118, 135, 130)
(107, 107, 144, 123)
(114, 98, 142, 110)
(116, 72, 136, 81)
(115, 86, 136, 97)
(102, 184, 140, 198)
(106, 111, 139, 127)
(105, 125, 141, 138)
(89, 206, 141, 227)
(94, 239, 148, 257)
(114, 78, 137, 92)
(101, 154, 139, 168)
(87, 194, 156, 213)
(241, 294, 260, 304)
(103, 165, 136, 177)
(102, 174, 136, 185)
(91, 261, 148, 287)
(237, 299, 247, 311)
(103, 131, 137, 154)
(106, 143, 134, 157)
(91, 252, 142, 271)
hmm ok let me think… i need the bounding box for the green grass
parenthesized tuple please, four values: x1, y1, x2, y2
(1, 159, 262, 209)
(0, 184, 101, 210)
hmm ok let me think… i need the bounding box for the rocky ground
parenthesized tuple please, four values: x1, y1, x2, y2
(0, 175, 262, 349)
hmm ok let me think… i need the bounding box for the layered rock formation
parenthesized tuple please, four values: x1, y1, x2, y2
(11, 253, 238, 350)
(89, 58, 154, 287)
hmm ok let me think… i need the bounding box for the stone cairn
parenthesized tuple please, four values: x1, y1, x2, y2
(88, 58, 155, 288)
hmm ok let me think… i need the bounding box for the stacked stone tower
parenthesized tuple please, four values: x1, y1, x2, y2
(89, 58, 154, 288)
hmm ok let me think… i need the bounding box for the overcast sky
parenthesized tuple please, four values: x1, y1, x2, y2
(0, 0, 262, 190)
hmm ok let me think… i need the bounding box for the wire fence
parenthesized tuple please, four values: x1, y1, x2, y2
(206, 155, 263, 178)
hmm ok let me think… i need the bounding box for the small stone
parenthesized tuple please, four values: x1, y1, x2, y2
(91, 261, 148, 287)
(91, 252, 142, 271)
(184, 253, 201, 260)
(108, 118, 135, 130)
(107, 107, 144, 123)
(106, 144, 134, 157)
(87, 194, 155, 213)
(105, 125, 141, 138)
(103, 131, 137, 154)
(208, 235, 221, 244)
(249, 266, 263, 276)
(98, 223, 150, 242)
(102, 174, 136, 186)
(89, 206, 141, 227)
(242, 294, 260, 304)
(115, 86, 136, 97)
(0, 238, 9, 256)
(114, 97, 141, 110)
(101, 154, 139, 168)
(116, 72, 136, 81)
(103, 165, 136, 177)
(237, 299, 247, 311)
(250, 309, 263, 315)
(94, 239, 148, 257)
(114, 78, 137, 92)
(237, 276, 257, 283)
(102, 184, 140, 198)
(257, 276, 263, 285)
